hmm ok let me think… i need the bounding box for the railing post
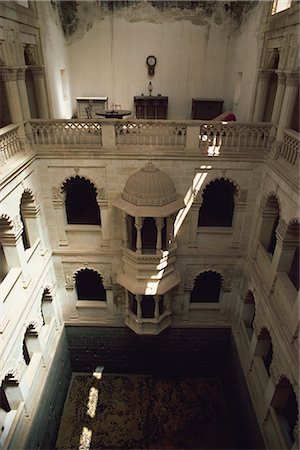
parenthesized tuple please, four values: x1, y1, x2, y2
(185, 122, 200, 150)
(101, 121, 117, 148)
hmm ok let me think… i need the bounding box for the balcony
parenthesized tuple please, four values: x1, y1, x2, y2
(0, 118, 272, 161)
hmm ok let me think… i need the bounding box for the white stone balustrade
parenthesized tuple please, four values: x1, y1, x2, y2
(0, 124, 23, 166)
(276, 128, 299, 166)
(115, 121, 187, 146)
(198, 122, 272, 154)
(27, 119, 102, 147)
(0, 119, 277, 166)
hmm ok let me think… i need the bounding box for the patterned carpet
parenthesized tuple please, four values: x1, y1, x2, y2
(56, 374, 234, 449)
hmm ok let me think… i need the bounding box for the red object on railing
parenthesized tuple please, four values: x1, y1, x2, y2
(212, 111, 236, 121)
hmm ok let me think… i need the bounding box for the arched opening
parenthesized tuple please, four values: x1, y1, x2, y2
(0, 216, 19, 279)
(259, 194, 280, 256)
(141, 295, 155, 318)
(290, 89, 299, 132)
(198, 178, 236, 227)
(141, 217, 157, 253)
(127, 215, 137, 251)
(256, 328, 273, 375)
(288, 246, 299, 290)
(279, 221, 300, 291)
(24, 45, 38, 118)
(191, 271, 222, 303)
(128, 291, 137, 315)
(20, 191, 39, 250)
(271, 378, 298, 448)
(263, 72, 278, 122)
(41, 288, 55, 325)
(0, 244, 9, 282)
(23, 325, 39, 366)
(242, 291, 255, 339)
(0, 77, 11, 127)
(63, 176, 101, 225)
(75, 269, 106, 301)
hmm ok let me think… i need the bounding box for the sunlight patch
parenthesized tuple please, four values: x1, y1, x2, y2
(79, 427, 92, 450)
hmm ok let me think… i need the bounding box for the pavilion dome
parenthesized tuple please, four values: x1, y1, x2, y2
(113, 162, 184, 217)
(122, 161, 178, 206)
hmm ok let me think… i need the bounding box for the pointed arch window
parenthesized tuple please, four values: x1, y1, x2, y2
(271, 378, 298, 448)
(242, 291, 256, 340)
(20, 191, 40, 250)
(198, 178, 236, 227)
(63, 176, 101, 225)
(256, 328, 273, 375)
(75, 269, 106, 301)
(191, 271, 222, 303)
(259, 194, 280, 257)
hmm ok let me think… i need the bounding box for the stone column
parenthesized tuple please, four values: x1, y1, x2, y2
(270, 71, 286, 125)
(122, 211, 128, 248)
(253, 70, 273, 122)
(52, 188, 69, 246)
(17, 67, 31, 121)
(136, 295, 142, 322)
(276, 71, 299, 140)
(2, 67, 25, 134)
(135, 217, 143, 252)
(155, 217, 163, 251)
(31, 66, 50, 118)
(154, 295, 160, 319)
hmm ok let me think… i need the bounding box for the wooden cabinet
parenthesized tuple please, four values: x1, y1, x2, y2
(76, 97, 108, 118)
(191, 98, 223, 120)
(134, 96, 168, 119)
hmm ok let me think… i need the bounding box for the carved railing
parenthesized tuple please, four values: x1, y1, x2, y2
(0, 124, 23, 166)
(276, 128, 299, 166)
(198, 122, 271, 154)
(27, 119, 102, 146)
(0, 120, 274, 166)
(115, 121, 187, 146)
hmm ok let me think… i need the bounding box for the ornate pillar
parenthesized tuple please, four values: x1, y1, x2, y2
(188, 199, 201, 247)
(155, 217, 163, 251)
(154, 295, 160, 319)
(17, 67, 31, 121)
(276, 71, 299, 140)
(270, 71, 286, 125)
(253, 70, 273, 122)
(2, 67, 25, 129)
(31, 66, 50, 118)
(136, 295, 142, 322)
(52, 187, 69, 246)
(122, 211, 129, 248)
(135, 217, 143, 252)
(231, 191, 247, 248)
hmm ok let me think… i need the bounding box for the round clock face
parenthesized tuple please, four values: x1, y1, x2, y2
(147, 55, 156, 67)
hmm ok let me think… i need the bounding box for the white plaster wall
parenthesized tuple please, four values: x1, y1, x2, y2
(36, 2, 73, 118)
(53, 1, 264, 120)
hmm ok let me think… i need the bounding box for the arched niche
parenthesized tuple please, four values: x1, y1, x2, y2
(62, 176, 101, 225)
(75, 268, 106, 301)
(198, 178, 237, 227)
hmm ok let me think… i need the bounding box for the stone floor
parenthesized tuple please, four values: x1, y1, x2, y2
(56, 373, 235, 450)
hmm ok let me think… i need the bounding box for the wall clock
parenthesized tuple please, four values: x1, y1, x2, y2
(146, 55, 157, 76)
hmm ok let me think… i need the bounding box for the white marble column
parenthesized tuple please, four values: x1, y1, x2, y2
(276, 71, 299, 140)
(270, 71, 286, 125)
(155, 217, 163, 251)
(135, 217, 143, 252)
(17, 67, 31, 121)
(31, 66, 50, 119)
(2, 68, 25, 132)
(253, 70, 273, 122)
(122, 211, 129, 248)
(154, 295, 160, 319)
(136, 295, 142, 322)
